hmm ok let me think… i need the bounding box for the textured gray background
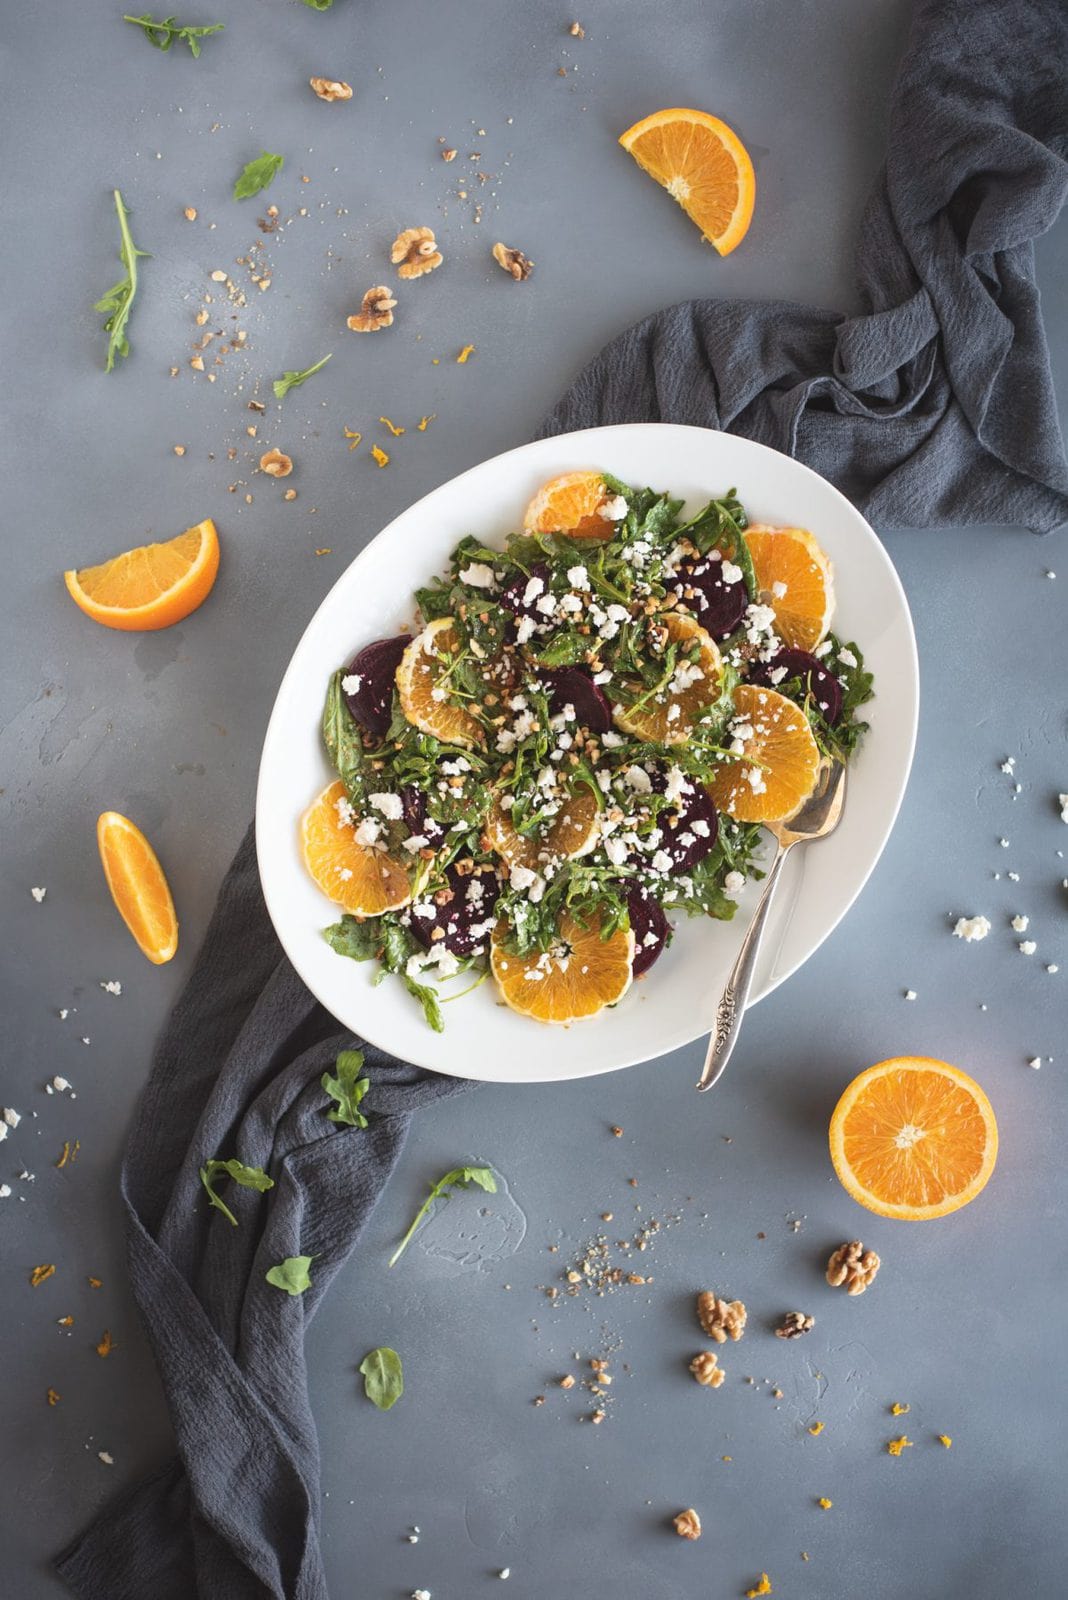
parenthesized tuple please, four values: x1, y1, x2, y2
(2, 1, 1066, 1596)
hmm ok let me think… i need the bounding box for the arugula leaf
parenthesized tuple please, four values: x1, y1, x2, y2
(94, 189, 149, 373)
(359, 1346, 403, 1409)
(199, 1157, 274, 1227)
(388, 1164, 497, 1267)
(122, 13, 224, 55)
(322, 671, 367, 802)
(234, 150, 284, 202)
(265, 1255, 315, 1296)
(324, 914, 383, 962)
(273, 353, 332, 400)
(322, 1049, 370, 1128)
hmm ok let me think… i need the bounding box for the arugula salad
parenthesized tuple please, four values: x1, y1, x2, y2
(302, 470, 874, 1030)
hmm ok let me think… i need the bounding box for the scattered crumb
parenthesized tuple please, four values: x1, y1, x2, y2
(99, 980, 122, 996)
(1019, 940, 1037, 955)
(46, 1388, 60, 1406)
(673, 1508, 701, 1540)
(952, 914, 991, 942)
(183, 207, 197, 221)
(260, 448, 294, 478)
(30, 1264, 56, 1288)
(31, 886, 47, 903)
(903, 988, 917, 1000)
(98, 1451, 114, 1466)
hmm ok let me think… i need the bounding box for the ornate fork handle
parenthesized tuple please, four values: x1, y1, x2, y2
(696, 844, 792, 1091)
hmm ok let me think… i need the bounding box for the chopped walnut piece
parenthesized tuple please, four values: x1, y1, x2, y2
(826, 1241, 880, 1295)
(391, 226, 443, 279)
(673, 1509, 701, 1541)
(172, 445, 186, 457)
(492, 241, 534, 281)
(569, 20, 585, 36)
(559, 1374, 575, 1389)
(689, 1351, 725, 1388)
(310, 77, 353, 102)
(347, 285, 397, 332)
(441, 147, 457, 162)
(697, 1291, 747, 1343)
(260, 448, 293, 478)
(283, 488, 297, 501)
(183, 206, 197, 222)
(776, 1312, 815, 1340)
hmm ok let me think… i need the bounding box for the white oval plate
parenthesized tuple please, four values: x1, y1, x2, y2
(257, 424, 918, 1083)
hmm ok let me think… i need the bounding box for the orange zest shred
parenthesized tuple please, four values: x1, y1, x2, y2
(30, 1264, 56, 1288)
(344, 428, 362, 451)
(745, 1576, 773, 1598)
(371, 444, 389, 467)
(47, 1388, 61, 1407)
(314, 548, 332, 556)
(938, 1434, 953, 1448)
(817, 1498, 833, 1510)
(96, 1329, 115, 1358)
(807, 1421, 824, 1436)
(56, 1139, 80, 1168)
(887, 1435, 913, 1456)
(890, 1401, 910, 1416)
(58, 1315, 74, 1329)
(417, 414, 436, 431)
(88, 1277, 103, 1289)
(456, 344, 475, 363)
(379, 416, 406, 436)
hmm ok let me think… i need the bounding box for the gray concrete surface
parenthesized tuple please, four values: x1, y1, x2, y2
(2, 1, 1066, 1595)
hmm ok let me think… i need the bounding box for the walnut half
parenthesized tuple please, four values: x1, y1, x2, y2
(492, 242, 534, 281)
(259, 448, 293, 478)
(391, 226, 443, 279)
(826, 1241, 880, 1295)
(689, 1351, 725, 1387)
(348, 286, 397, 333)
(673, 1508, 701, 1541)
(310, 77, 353, 102)
(776, 1311, 815, 1339)
(697, 1291, 747, 1343)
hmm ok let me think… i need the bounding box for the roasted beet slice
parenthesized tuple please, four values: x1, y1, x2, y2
(399, 783, 428, 836)
(342, 635, 409, 739)
(410, 865, 499, 957)
(673, 553, 748, 639)
(749, 648, 843, 724)
(660, 784, 719, 872)
(542, 667, 612, 734)
(499, 563, 552, 621)
(627, 888, 670, 977)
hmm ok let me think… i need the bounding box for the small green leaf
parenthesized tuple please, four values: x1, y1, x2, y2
(322, 1049, 370, 1128)
(359, 1346, 403, 1409)
(199, 1157, 274, 1227)
(95, 189, 149, 373)
(265, 1255, 315, 1296)
(122, 14, 224, 55)
(301, 0, 334, 9)
(234, 150, 284, 202)
(273, 353, 332, 400)
(388, 1164, 497, 1267)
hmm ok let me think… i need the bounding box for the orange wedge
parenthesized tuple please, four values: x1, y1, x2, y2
(491, 912, 634, 1024)
(483, 786, 601, 869)
(523, 471, 617, 541)
(301, 780, 412, 916)
(746, 526, 834, 650)
(829, 1057, 998, 1221)
(396, 618, 484, 749)
(65, 519, 220, 632)
(612, 612, 722, 745)
(619, 108, 755, 257)
(96, 812, 178, 964)
(707, 683, 820, 822)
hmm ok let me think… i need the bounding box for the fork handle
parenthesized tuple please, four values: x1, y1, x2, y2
(695, 843, 791, 1092)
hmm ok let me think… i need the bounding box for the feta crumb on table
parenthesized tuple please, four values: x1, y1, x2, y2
(30, 886, 47, 903)
(952, 915, 991, 942)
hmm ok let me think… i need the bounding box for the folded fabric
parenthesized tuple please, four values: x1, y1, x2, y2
(542, 0, 1068, 533)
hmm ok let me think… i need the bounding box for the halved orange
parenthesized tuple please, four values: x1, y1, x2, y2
(523, 471, 617, 541)
(483, 786, 601, 869)
(707, 683, 820, 822)
(301, 780, 412, 916)
(491, 912, 634, 1024)
(395, 618, 484, 749)
(96, 811, 178, 964)
(746, 526, 834, 651)
(65, 519, 220, 632)
(829, 1057, 998, 1221)
(619, 108, 755, 257)
(612, 612, 722, 745)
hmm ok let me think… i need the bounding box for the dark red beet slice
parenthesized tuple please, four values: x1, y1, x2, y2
(749, 648, 843, 724)
(627, 888, 670, 977)
(673, 553, 748, 639)
(542, 667, 612, 733)
(661, 784, 719, 872)
(342, 636, 408, 739)
(399, 783, 427, 836)
(410, 866, 499, 957)
(499, 563, 551, 621)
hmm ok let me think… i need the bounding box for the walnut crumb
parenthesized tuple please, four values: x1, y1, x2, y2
(492, 242, 534, 281)
(697, 1291, 747, 1343)
(610, 1125, 623, 1137)
(589, 1408, 605, 1424)
(559, 1374, 575, 1389)
(569, 20, 585, 35)
(826, 1241, 880, 1295)
(391, 226, 443, 278)
(776, 1312, 814, 1340)
(673, 1508, 701, 1541)
(442, 147, 457, 162)
(348, 285, 397, 333)
(309, 77, 353, 102)
(260, 448, 293, 478)
(183, 207, 197, 221)
(689, 1351, 725, 1388)
(284, 488, 297, 501)
(172, 445, 186, 457)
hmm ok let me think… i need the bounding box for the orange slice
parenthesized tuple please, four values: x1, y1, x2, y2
(65, 519, 220, 632)
(491, 912, 634, 1024)
(612, 612, 722, 745)
(395, 617, 484, 749)
(746, 526, 834, 650)
(483, 786, 601, 869)
(829, 1057, 998, 1221)
(96, 812, 179, 964)
(523, 471, 618, 541)
(707, 683, 820, 822)
(301, 780, 412, 916)
(619, 108, 755, 257)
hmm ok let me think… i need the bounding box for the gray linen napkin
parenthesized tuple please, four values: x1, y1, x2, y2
(58, 1, 1068, 1596)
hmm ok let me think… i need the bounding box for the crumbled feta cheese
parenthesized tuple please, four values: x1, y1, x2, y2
(567, 565, 590, 590)
(402, 835, 429, 853)
(98, 1452, 114, 1466)
(335, 794, 356, 827)
(1000, 757, 1016, 774)
(592, 669, 612, 685)
(99, 980, 122, 996)
(724, 871, 746, 894)
(605, 602, 630, 624)
(599, 494, 628, 521)
(746, 767, 767, 795)
(999, 837, 1010, 848)
(813, 639, 833, 657)
(3, 1108, 21, 1128)
(459, 561, 496, 589)
(1011, 914, 1029, 932)
(771, 580, 788, 599)
(651, 850, 673, 873)
(522, 575, 544, 607)
(601, 730, 623, 748)
(691, 818, 711, 838)
(1028, 1056, 1042, 1070)
(340, 674, 362, 696)
(904, 989, 917, 1001)
(623, 764, 652, 794)
(509, 864, 545, 902)
(52, 1076, 72, 1093)
(0, 1125, 6, 1143)
(837, 647, 858, 669)
(1047, 964, 1059, 974)
(354, 817, 381, 848)
(406, 945, 459, 981)
(670, 660, 705, 693)
(768, 665, 789, 685)
(369, 792, 404, 821)
(663, 765, 690, 804)
(0, 1185, 10, 1199)
(721, 561, 743, 585)
(953, 915, 991, 942)
(603, 836, 628, 868)
(439, 758, 470, 776)
(1019, 940, 1037, 955)
(31, 887, 47, 903)
(558, 592, 584, 614)
(535, 592, 558, 617)
(515, 616, 536, 645)
(1060, 793, 1068, 823)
